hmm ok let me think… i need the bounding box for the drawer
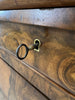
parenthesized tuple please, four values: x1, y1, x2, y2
(0, 58, 48, 100)
(0, 6, 75, 100)
(0, 21, 75, 100)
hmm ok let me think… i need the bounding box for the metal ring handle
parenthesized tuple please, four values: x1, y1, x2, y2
(16, 44, 29, 60)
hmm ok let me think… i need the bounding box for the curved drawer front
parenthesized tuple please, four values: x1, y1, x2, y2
(0, 21, 75, 98)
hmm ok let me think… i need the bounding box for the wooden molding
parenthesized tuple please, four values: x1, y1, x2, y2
(0, 0, 75, 10)
(0, 8, 75, 31)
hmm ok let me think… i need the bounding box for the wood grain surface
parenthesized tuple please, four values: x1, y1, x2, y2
(0, 0, 75, 10)
(0, 58, 48, 100)
(0, 8, 75, 31)
(0, 21, 75, 100)
(0, 48, 75, 100)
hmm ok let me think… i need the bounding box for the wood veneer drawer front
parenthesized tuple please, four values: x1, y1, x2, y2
(0, 21, 75, 99)
(0, 58, 48, 100)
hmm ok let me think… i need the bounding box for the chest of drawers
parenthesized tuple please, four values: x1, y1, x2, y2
(0, 1, 75, 100)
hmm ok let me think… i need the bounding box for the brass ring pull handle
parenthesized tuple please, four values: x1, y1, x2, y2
(16, 39, 41, 60)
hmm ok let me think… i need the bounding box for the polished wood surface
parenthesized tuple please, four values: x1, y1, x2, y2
(0, 0, 75, 10)
(0, 48, 75, 100)
(0, 58, 48, 100)
(0, 21, 75, 100)
(0, 8, 75, 31)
